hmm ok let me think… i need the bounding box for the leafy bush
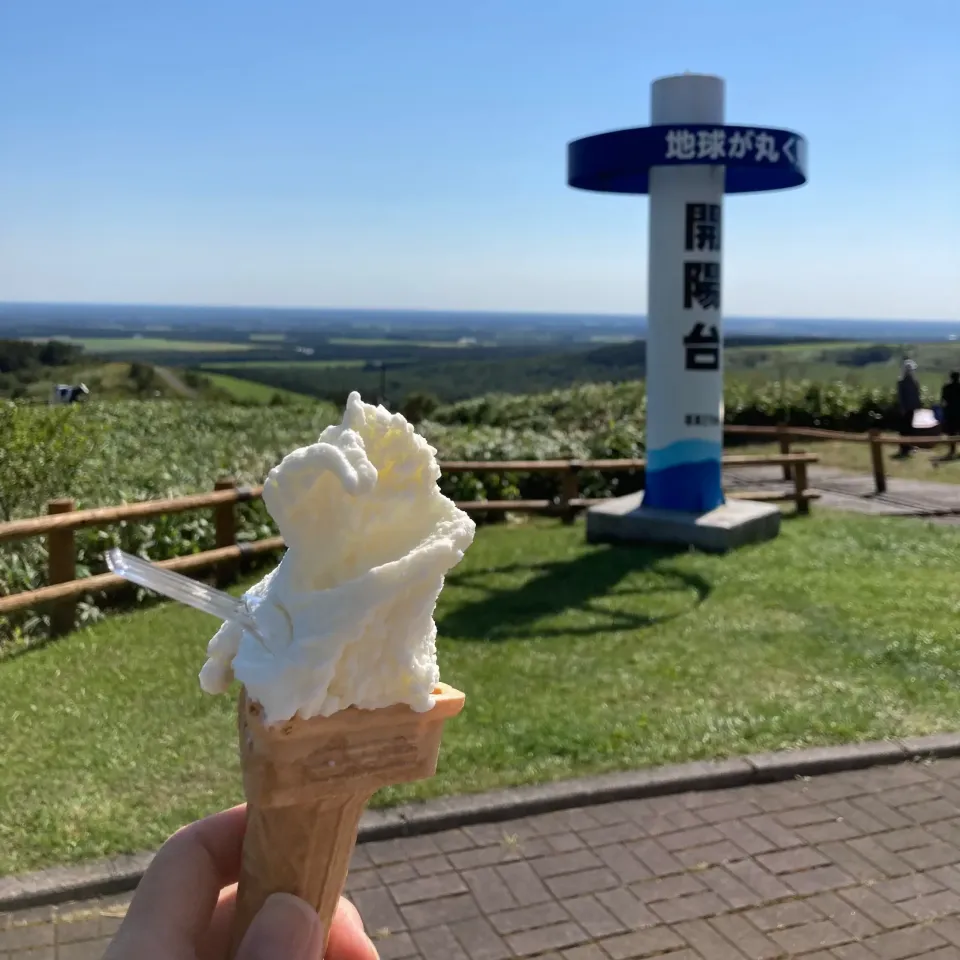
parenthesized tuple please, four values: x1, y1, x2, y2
(0, 376, 930, 649)
(722, 379, 913, 431)
(0, 400, 338, 649)
(831, 344, 897, 367)
(435, 378, 919, 434)
(0, 403, 106, 522)
(425, 378, 926, 509)
(399, 391, 440, 424)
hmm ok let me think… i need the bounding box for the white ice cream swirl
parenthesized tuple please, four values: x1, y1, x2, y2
(199, 392, 475, 725)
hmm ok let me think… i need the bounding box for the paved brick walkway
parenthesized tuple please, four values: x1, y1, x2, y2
(8, 759, 960, 958)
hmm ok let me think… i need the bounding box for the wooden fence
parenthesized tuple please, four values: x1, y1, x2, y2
(723, 423, 951, 495)
(0, 445, 819, 636)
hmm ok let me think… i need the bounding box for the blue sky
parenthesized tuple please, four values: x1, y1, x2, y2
(1, 1, 957, 319)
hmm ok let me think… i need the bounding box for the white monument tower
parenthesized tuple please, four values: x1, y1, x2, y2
(567, 73, 807, 550)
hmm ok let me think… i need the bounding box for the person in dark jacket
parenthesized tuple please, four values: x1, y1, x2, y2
(897, 360, 921, 457)
(941, 371, 960, 458)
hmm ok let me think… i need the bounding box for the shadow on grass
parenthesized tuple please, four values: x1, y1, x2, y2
(439, 544, 711, 642)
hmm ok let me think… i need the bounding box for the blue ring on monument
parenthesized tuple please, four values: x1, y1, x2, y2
(567, 124, 807, 195)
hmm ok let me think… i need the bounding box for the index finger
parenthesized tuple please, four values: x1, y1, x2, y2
(121, 804, 248, 947)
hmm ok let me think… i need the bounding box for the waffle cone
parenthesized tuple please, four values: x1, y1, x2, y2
(228, 683, 465, 957)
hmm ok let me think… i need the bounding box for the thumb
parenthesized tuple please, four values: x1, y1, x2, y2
(236, 893, 324, 960)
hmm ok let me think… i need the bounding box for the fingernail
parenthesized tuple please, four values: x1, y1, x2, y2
(239, 893, 324, 960)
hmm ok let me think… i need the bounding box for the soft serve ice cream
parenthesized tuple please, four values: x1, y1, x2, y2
(199, 392, 475, 725)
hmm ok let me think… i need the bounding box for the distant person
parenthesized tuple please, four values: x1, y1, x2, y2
(896, 359, 921, 457)
(941, 371, 960, 458)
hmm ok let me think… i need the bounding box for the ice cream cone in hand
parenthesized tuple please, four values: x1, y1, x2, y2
(229, 684, 465, 957)
(195, 394, 474, 958)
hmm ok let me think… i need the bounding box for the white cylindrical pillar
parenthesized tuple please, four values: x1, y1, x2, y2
(644, 74, 725, 513)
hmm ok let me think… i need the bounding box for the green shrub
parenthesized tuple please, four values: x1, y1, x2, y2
(0, 377, 927, 649)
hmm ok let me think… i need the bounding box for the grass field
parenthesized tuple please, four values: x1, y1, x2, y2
(247, 333, 286, 342)
(726, 340, 960, 391)
(201, 359, 366, 371)
(329, 337, 485, 348)
(4, 514, 960, 873)
(73, 337, 261, 354)
(16, 361, 188, 401)
(200, 372, 314, 404)
(738, 340, 859, 356)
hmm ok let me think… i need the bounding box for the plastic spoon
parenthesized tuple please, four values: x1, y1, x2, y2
(106, 548, 266, 642)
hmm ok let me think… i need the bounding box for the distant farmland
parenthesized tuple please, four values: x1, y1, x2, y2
(73, 337, 263, 353)
(200, 372, 315, 404)
(327, 337, 491, 348)
(202, 359, 366, 371)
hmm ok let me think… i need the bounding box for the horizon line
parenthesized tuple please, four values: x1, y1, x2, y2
(0, 300, 956, 325)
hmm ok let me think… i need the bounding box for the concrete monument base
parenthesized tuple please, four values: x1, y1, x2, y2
(586, 493, 780, 553)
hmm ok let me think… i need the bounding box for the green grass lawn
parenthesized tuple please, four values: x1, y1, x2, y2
(5, 514, 960, 874)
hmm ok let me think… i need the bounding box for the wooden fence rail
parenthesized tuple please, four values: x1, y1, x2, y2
(0, 538, 285, 619)
(724, 422, 952, 495)
(4, 414, 949, 635)
(0, 485, 265, 544)
(0, 445, 820, 636)
(7, 411, 952, 637)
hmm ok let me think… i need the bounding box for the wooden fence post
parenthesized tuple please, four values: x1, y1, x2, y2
(777, 424, 792, 480)
(47, 498, 76, 636)
(214, 477, 238, 586)
(559, 464, 579, 525)
(868, 429, 886, 494)
(793, 459, 810, 515)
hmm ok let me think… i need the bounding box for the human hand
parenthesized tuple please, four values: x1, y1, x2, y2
(104, 804, 378, 960)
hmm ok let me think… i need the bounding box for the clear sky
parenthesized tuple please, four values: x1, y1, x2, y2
(1, 0, 957, 320)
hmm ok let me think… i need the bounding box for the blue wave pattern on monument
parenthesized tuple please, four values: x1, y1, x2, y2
(644, 439, 724, 513)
